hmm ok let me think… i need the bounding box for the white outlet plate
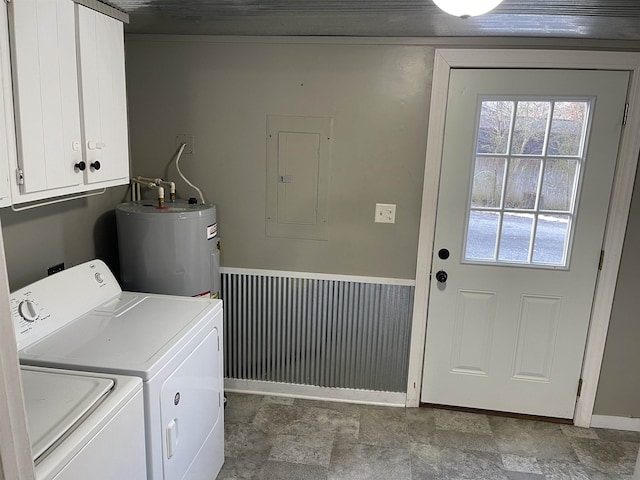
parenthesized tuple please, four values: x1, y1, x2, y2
(375, 203, 396, 223)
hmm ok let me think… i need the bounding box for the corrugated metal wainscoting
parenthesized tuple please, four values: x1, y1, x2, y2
(221, 271, 415, 393)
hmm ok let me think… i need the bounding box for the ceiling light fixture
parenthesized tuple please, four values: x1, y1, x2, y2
(433, 0, 504, 18)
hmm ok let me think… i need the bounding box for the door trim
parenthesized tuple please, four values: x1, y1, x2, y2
(407, 49, 640, 428)
(0, 219, 35, 479)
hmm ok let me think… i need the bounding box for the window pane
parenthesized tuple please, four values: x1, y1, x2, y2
(465, 211, 500, 261)
(540, 159, 578, 211)
(505, 159, 542, 209)
(532, 215, 570, 265)
(464, 96, 590, 268)
(477, 101, 513, 154)
(471, 157, 506, 208)
(498, 213, 534, 262)
(512, 102, 550, 155)
(548, 102, 587, 156)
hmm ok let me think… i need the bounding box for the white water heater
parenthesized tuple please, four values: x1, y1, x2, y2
(116, 200, 220, 298)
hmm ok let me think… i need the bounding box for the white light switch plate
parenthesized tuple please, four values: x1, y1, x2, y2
(375, 203, 396, 223)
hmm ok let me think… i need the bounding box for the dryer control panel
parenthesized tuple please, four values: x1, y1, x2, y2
(11, 260, 122, 349)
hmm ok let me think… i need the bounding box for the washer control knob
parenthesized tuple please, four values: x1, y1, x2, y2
(95, 272, 104, 284)
(18, 300, 39, 322)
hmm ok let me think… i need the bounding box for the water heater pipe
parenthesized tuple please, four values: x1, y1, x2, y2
(167, 182, 176, 201)
(131, 181, 139, 201)
(130, 178, 166, 207)
(158, 185, 165, 208)
(131, 176, 176, 203)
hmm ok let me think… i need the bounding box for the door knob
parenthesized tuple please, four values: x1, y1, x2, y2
(435, 270, 448, 283)
(90, 161, 101, 171)
(74, 161, 86, 172)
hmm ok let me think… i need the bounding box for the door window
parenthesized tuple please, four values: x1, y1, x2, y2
(464, 98, 592, 268)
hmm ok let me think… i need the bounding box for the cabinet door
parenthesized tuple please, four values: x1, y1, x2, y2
(77, 6, 129, 186)
(0, 3, 14, 207)
(8, 0, 83, 194)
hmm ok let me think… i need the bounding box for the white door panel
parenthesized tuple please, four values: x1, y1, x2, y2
(160, 328, 221, 480)
(78, 6, 129, 186)
(421, 69, 629, 418)
(9, 0, 82, 193)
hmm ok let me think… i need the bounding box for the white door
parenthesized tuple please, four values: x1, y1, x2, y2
(421, 69, 629, 419)
(0, 2, 13, 207)
(8, 0, 83, 194)
(77, 5, 129, 186)
(160, 329, 221, 480)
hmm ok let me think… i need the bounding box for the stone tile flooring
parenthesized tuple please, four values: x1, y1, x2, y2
(219, 392, 640, 479)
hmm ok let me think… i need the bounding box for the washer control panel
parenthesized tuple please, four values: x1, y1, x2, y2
(18, 299, 39, 322)
(11, 260, 122, 350)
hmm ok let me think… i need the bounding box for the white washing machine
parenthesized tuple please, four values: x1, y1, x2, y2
(11, 260, 225, 480)
(21, 366, 147, 480)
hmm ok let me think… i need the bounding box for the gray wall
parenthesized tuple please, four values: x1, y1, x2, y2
(594, 163, 640, 418)
(125, 37, 431, 279)
(0, 185, 127, 291)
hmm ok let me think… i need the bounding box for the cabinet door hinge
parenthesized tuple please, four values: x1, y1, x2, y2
(577, 378, 583, 397)
(15, 168, 24, 186)
(598, 250, 605, 271)
(623, 103, 630, 126)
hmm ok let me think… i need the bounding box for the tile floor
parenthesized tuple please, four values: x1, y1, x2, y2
(219, 392, 640, 480)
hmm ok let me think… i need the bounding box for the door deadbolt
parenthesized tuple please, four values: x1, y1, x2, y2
(438, 249, 450, 260)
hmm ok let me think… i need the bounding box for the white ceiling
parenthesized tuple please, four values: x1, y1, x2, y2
(103, 0, 640, 40)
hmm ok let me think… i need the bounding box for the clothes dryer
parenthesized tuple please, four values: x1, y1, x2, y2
(12, 260, 225, 480)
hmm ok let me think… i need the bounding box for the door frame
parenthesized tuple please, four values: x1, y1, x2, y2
(406, 49, 640, 428)
(0, 219, 35, 480)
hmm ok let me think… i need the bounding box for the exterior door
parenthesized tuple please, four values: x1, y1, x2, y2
(421, 69, 629, 418)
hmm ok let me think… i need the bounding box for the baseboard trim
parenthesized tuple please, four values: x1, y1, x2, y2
(590, 414, 640, 432)
(224, 378, 407, 407)
(220, 267, 416, 286)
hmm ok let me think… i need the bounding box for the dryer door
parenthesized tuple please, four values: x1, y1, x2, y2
(160, 327, 222, 479)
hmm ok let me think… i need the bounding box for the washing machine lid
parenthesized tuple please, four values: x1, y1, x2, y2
(19, 293, 220, 380)
(21, 368, 113, 461)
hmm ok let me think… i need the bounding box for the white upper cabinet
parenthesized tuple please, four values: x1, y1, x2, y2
(77, 5, 129, 187)
(9, 0, 83, 197)
(0, 3, 15, 207)
(8, 0, 129, 205)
